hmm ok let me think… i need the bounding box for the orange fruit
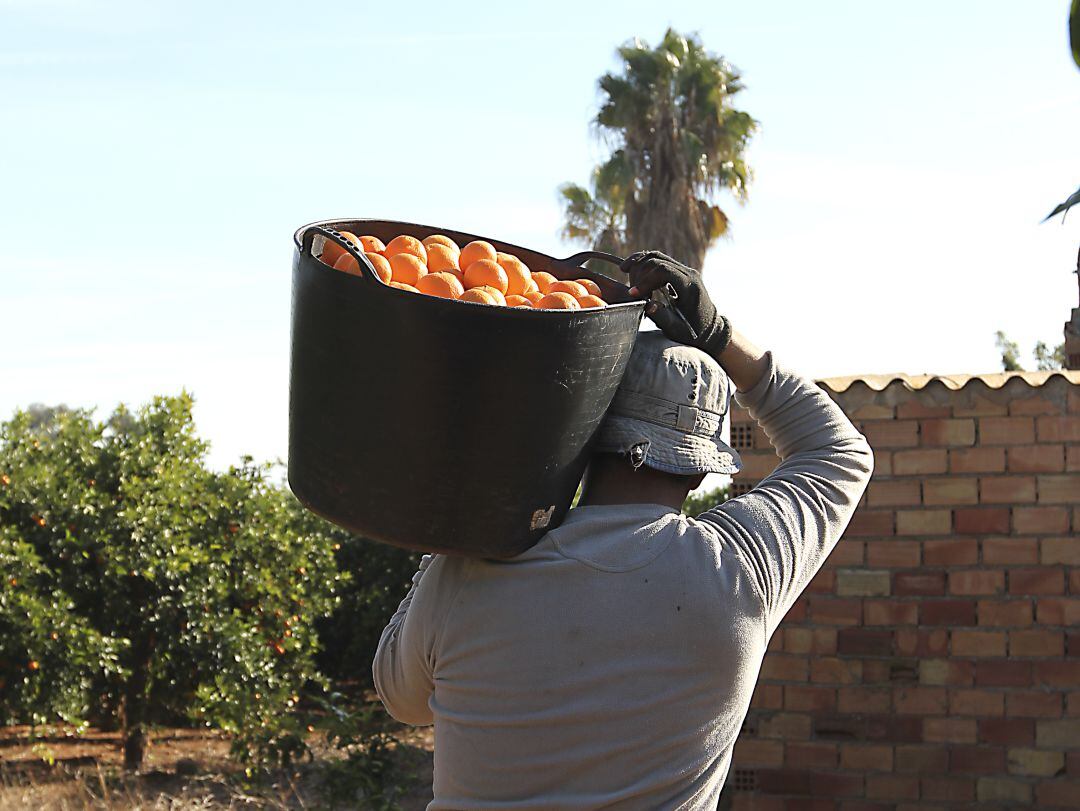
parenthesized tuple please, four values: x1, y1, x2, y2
(460, 287, 498, 305)
(359, 235, 386, 253)
(537, 292, 580, 310)
(389, 254, 428, 287)
(417, 271, 465, 299)
(333, 253, 361, 274)
(505, 294, 533, 307)
(523, 290, 544, 304)
(578, 294, 607, 309)
(475, 285, 507, 306)
(389, 281, 419, 293)
(524, 279, 540, 294)
(548, 280, 588, 298)
(426, 244, 460, 273)
(463, 259, 509, 294)
(384, 235, 427, 264)
(576, 278, 602, 297)
(496, 253, 533, 295)
(364, 252, 393, 283)
(459, 240, 498, 270)
(532, 271, 557, 293)
(320, 231, 360, 267)
(423, 234, 459, 251)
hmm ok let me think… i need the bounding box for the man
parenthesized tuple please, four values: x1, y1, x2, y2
(373, 252, 874, 809)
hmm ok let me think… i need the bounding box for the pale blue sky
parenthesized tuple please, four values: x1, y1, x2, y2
(2, 0, 1078, 468)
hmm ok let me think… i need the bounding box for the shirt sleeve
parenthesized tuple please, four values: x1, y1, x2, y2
(372, 554, 439, 726)
(696, 352, 874, 638)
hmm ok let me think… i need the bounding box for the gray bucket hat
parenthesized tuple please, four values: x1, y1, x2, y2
(593, 331, 742, 476)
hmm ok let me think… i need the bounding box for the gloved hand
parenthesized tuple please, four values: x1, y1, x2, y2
(620, 251, 732, 358)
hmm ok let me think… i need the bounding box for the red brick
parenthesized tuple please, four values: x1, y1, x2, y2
(897, 400, 951, 419)
(783, 597, 808, 623)
(811, 657, 863, 684)
(864, 714, 924, 743)
(978, 599, 1032, 627)
(893, 448, 947, 475)
(757, 712, 812, 740)
(783, 741, 837, 769)
(1008, 443, 1065, 472)
(921, 599, 976, 626)
(863, 599, 917, 626)
(755, 768, 810, 795)
(896, 508, 952, 536)
(1010, 394, 1066, 416)
(866, 479, 921, 507)
(949, 569, 1004, 596)
(861, 659, 903, 683)
(865, 774, 918, 800)
(852, 403, 897, 420)
(924, 716, 977, 743)
(1009, 629, 1064, 657)
(949, 446, 1005, 473)
(783, 685, 836, 712)
(1071, 388, 1080, 413)
(863, 419, 919, 448)
(895, 628, 948, 657)
(949, 688, 1004, 717)
(1035, 661, 1080, 688)
(845, 510, 895, 537)
(1036, 780, 1080, 808)
(955, 393, 1009, 417)
(783, 627, 838, 655)
(980, 474, 1036, 503)
(1039, 473, 1080, 503)
(751, 683, 784, 709)
(1014, 505, 1070, 534)
(805, 568, 836, 594)
(952, 629, 1006, 657)
(1007, 691, 1063, 718)
(1042, 537, 1080, 565)
(894, 570, 945, 596)
(895, 744, 948, 773)
(837, 686, 891, 714)
(760, 655, 809, 682)
(828, 539, 864, 566)
(893, 685, 947, 715)
(808, 596, 862, 626)
(839, 743, 894, 771)
(1072, 570, 1080, 592)
(976, 660, 1033, 687)
(982, 536, 1039, 564)
(919, 658, 974, 686)
(1069, 630, 1080, 658)
(733, 738, 784, 766)
(949, 745, 1005, 774)
(979, 717, 1034, 746)
(814, 773, 866, 798)
(922, 774, 976, 802)
(980, 416, 1035, 444)
(1069, 445, 1080, 471)
(1038, 598, 1080, 626)
(923, 538, 977, 565)
(1071, 751, 1080, 775)
(837, 628, 894, 656)
(921, 478, 977, 506)
(920, 418, 975, 447)
(865, 540, 919, 567)
(1009, 567, 1065, 595)
(1037, 415, 1080, 442)
(955, 507, 1010, 534)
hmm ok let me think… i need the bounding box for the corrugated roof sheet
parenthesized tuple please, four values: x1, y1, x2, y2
(817, 369, 1080, 393)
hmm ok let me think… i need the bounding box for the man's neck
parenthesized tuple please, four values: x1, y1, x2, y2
(578, 471, 689, 512)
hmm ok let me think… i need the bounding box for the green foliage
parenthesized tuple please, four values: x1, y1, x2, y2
(1071, 0, 1079, 69)
(995, 330, 1024, 371)
(682, 485, 730, 516)
(1034, 340, 1067, 371)
(560, 28, 757, 268)
(0, 396, 343, 769)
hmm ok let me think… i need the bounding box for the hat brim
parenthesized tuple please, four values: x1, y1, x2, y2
(592, 415, 743, 476)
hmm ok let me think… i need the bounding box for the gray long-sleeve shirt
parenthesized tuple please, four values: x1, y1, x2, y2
(373, 353, 874, 809)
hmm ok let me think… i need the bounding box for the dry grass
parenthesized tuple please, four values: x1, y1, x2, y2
(0, 725, 434, 810)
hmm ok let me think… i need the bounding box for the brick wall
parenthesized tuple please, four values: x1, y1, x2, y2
(727, 371, 1080, 810)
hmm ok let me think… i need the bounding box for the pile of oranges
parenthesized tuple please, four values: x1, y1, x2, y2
(319, 232, 609, 310)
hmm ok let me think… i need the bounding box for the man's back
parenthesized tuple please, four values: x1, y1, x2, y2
(374, 353, 874, 809)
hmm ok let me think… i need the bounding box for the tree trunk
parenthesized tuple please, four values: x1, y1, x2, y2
(121, 630, 154, 771)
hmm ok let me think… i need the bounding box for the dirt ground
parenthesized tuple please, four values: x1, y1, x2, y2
(0, 723, 434, 810)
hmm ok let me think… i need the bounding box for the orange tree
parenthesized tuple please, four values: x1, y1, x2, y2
(0, 396, 343, 770)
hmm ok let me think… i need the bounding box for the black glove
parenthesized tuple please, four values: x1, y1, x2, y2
(620, 251, 732, 357)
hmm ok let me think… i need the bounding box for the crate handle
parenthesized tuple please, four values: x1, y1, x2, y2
(301, 226, 382, 285)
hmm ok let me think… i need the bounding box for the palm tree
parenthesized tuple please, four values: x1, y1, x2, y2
(559, 29, 758, 270)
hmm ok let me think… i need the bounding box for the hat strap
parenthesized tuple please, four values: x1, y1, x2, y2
(609, 391, 722, 437)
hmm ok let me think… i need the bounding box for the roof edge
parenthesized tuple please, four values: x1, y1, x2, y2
(817, 369, 1080, 393)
